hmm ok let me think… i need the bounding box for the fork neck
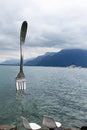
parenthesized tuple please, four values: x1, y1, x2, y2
(20, 41, 24, 72)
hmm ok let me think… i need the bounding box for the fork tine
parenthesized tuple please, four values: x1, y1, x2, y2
(16, 78, 26, 91)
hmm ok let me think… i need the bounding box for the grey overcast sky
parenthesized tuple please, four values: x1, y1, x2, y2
(0, 0, 87, 62)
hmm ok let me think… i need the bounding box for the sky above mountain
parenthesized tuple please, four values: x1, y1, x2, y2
(0, 0, 87, 62)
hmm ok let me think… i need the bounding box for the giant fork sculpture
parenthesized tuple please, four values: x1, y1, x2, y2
(16, 21, 28, 91)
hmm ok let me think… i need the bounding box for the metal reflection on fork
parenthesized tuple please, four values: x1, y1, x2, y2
(16, 21, 28, 91)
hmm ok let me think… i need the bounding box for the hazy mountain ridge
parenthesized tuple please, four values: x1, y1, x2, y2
(0, 59, 19, 65)
(24, 52, 57, 66)
(25, 49, 87, 67)
(1, 49, 87, 68)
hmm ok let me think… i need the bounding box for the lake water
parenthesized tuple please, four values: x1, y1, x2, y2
(0, 66, 87, 129)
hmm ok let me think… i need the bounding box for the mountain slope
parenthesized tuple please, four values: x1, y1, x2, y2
(24, 52, 56, 66)
(25, 49, 87, 67)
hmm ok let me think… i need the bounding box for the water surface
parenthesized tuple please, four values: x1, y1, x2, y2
(0, 66, 87, 129)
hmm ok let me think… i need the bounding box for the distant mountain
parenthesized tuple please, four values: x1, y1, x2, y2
(1, 59, 19, 65)
(1, 49, 87, 68)
(0, 58, 32, 65)
(25, 49, 87, 68)
(24, 52, 57, 66)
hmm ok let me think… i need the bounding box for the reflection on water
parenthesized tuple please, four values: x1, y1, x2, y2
(15, 90, 26, 128)
(16, 91, 26, 114)
(15, 90, 41, 129)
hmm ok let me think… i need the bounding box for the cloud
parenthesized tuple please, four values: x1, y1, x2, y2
(0, 0, 87, 61)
